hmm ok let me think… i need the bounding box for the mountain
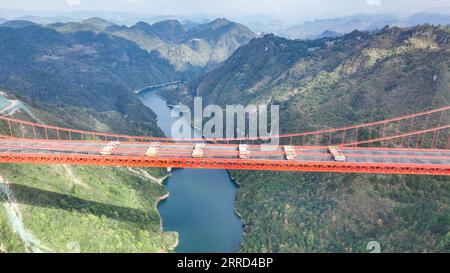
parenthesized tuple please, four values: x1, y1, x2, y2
(48, 17, 117, 33)
(313, 30, 342, 39)
(110, 18, 256, 73)
(0, 25, 180, 136)
(0, 23, 185, 252)
(280, 14, 399, 39)
(151, 20, 187, 43)
(12, 15, 71, 25)
(1, 20, 40, 28)
(280, 13, 450, 39)
(179, 25, 450, 252)
(182, 19, 201, 30)
(49, 18, 256, 77)
(406, 12, 450, 26)
(81, 17, 116, 31)
(0, 90, 176, 253)
(194, 25, 450, 129)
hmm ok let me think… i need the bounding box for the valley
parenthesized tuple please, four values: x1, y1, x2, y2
(0, 91, 176, 252)
(139, 89, 243, 253)
(0, 8, 449, 254)
(185, 24, 450, 252)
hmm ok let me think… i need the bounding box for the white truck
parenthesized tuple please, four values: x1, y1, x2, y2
(238, 144, 251, 159)
(192, 143, 206, 158)
(100, 141, 120, 156)
(328, 146, 346, 162)
(283, 145, 297, 160)
(145, 142, 161, 157)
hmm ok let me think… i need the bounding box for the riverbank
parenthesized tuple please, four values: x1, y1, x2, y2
(227, 172, 246, 232)
(156, 178, 180, 252)
(139, 89, 243, 253)
(156, 190, 179, 253)
(131, 166, 179, 252)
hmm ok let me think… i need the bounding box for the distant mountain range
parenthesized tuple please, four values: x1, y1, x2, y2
(0, 16, 258, 134)
(45, 17, 256, 77)
(279, 13, 450, 39)
(1, 20, 40, 28)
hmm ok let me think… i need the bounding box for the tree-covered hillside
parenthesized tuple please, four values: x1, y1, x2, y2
(0, 25, 179, 136)
(194, 25, 450, 133)
(0, 23, 183, 252)
(176, 25, 450, 252)
(0, 91, 176, 252)
(49, 18, 256, 77)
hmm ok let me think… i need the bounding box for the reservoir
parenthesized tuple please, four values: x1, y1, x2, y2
(139, 90, 243, 253)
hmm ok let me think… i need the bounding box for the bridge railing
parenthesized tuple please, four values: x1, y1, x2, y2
(1, 105, 450, 149)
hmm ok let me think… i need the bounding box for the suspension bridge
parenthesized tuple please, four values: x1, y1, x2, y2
(1, 106, 450, 175)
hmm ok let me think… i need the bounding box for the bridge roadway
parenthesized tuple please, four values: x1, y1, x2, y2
(1, 139, 450, 166)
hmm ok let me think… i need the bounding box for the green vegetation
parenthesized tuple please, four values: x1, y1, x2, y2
(232, 171, 450, 252)
(0, 92, 175, 252)
(49, 18, 256, 77)
(0, 204, 27, 252)
(0, 25, 178, 136)
(0, 164, 176, 252)
(188, 25, 450, 252)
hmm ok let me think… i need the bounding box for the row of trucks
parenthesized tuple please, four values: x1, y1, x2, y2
(99, 141, 346, 162)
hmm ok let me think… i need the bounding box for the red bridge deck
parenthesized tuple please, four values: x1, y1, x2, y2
(0, 139, 449, 175)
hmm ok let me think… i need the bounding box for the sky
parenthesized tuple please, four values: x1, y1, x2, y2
(1, 0, 449, 23)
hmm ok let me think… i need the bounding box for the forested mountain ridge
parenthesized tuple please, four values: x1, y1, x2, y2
(0, 90, 176, 252)
(48, 18, 256, 76)
(0, 19, 186, 252)
(174, 25, 450, 252)
(0, 25, 179, 136)
(193, 25, 450, 133)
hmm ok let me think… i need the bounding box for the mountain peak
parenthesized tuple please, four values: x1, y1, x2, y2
(152, 19, 184, 28)
(151, 19, 187, 42)
(132, 21, 156, 35)
(207, 18, 232, 29)
(83, 17, 112, 24)
(82, 17, 116, 31)
(134, 21, 152, 29)
(1, 20, 40, 28)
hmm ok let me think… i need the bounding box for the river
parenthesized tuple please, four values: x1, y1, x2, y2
(139, 90, 243, 253)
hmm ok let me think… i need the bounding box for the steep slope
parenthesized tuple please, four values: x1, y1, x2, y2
(184, 25, 450, 252)
(0, 25, 180, 136)
(49, 18, 256, 76)
(151, 20, 187, 43)
(194, 25, 450, 132)
(114, 18, 256, 73)
(0, 90, 176, 253)
(0, 24, 182, 253)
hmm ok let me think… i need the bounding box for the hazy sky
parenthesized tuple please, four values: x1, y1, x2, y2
(1, 0, 449, 22)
